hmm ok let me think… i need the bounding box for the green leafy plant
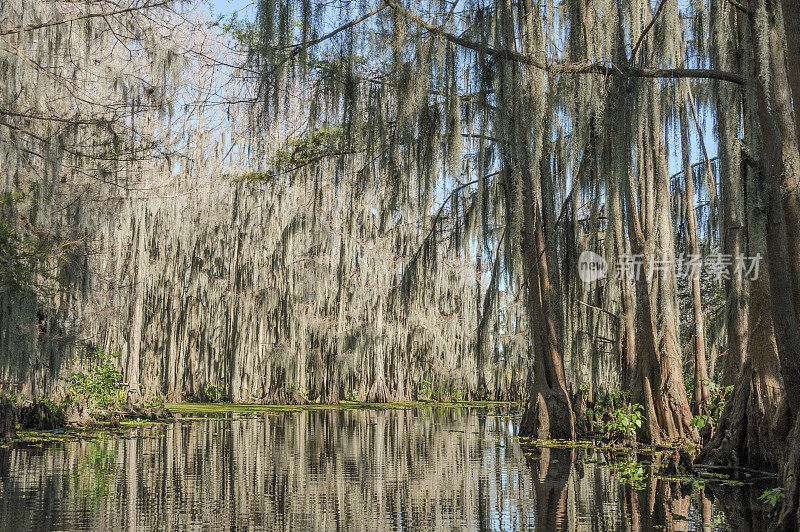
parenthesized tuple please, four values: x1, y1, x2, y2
(202, 384, 228, 403)
(475, 387, 492, 401)
(606, 403, 644, 441)
(606, 386, 630, 407)
(758, 487, 785, 507)
(449, 388, 464, 402)
(345, 390, 360, 402)
(144, 393, 166, 410)
(417, 379, 433, 402)
(614, 459, 647, 490)
(67, 347, 124, 410)
(0, 391, 24, 404)
(694, 379, 734, 432)
(220, 17, 261, 47)
(690, 413, 709, 431)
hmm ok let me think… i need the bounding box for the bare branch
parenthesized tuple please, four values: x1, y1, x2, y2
(0, 1, 169, 37)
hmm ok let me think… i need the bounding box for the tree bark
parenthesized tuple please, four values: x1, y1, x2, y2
(518, 167, 575, 439)
(753, 0, 800, 420)
(496, 0, 573, 440)
(781, 0, 800, 138)
(608, 147, 636, 386)
(632, 82, 696, 443)
(778, 412, 800, 530)
(698, 158, 790, 471)
(0, 398, 17, 442)
(680, 99, 711, 415)
(712, 0, 748, 384)
(624, 159, 693, 444)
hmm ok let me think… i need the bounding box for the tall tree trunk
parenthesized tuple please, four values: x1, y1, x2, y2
(680, 99, 711, 415)
(778, 412, 800, 529)
(637, 82, 695, 443)
(712, 0, 748, 385)
(608, 148, 636, 386)
(768, 0, 800, 330)
(495, 0, 573, 440)
(700, 0, 797, 474)
(518, 165, 575, 439)
(698, 166, 789, 470)
(781, 0, 800, 137)
(624, 162, 686, 445)
(753, 0, 800, 420)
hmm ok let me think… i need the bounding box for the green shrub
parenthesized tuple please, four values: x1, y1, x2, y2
(449, 388, 464, 402)
(67, 347, 124, 410)
(692, 379, 734, 432)
(606, 403, 644, 441)
(614, 459, 647, 490)
(417, 379, 433, 402)
(144, 393, 166, 410)
(202, 384, 228, 403)
(345, 390, 359, 402)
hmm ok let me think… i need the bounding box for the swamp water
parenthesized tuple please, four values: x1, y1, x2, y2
(0, 405, 768, 530)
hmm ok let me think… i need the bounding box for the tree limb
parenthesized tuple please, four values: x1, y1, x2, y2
(383, 0, 746, 85)
(0, 1, 169, 36)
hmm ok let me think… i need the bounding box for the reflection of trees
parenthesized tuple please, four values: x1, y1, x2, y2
(525, 447, 572, 530)
(0, 411, 763, 529)
(704, 483, 773, 531)
(523, 446, 743, 531)
(0, 408, 539, 529)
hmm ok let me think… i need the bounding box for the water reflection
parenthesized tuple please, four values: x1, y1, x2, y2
(0, 406, 750, 530)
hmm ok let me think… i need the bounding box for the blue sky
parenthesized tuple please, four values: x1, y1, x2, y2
(205, 0, 254, 18)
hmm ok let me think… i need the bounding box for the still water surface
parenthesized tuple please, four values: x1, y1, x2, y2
(0, 405, 765, 530)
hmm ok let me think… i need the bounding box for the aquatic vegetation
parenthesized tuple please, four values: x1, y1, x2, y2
(165, 400, 519, 416)
(613, 460, 647, 490)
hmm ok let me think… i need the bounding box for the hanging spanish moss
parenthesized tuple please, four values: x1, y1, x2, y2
(2, 0, 800, 527)
(0, 0, 529, 403)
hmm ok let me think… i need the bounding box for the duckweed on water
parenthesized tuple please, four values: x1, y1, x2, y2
(165, 400, 521, 415)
